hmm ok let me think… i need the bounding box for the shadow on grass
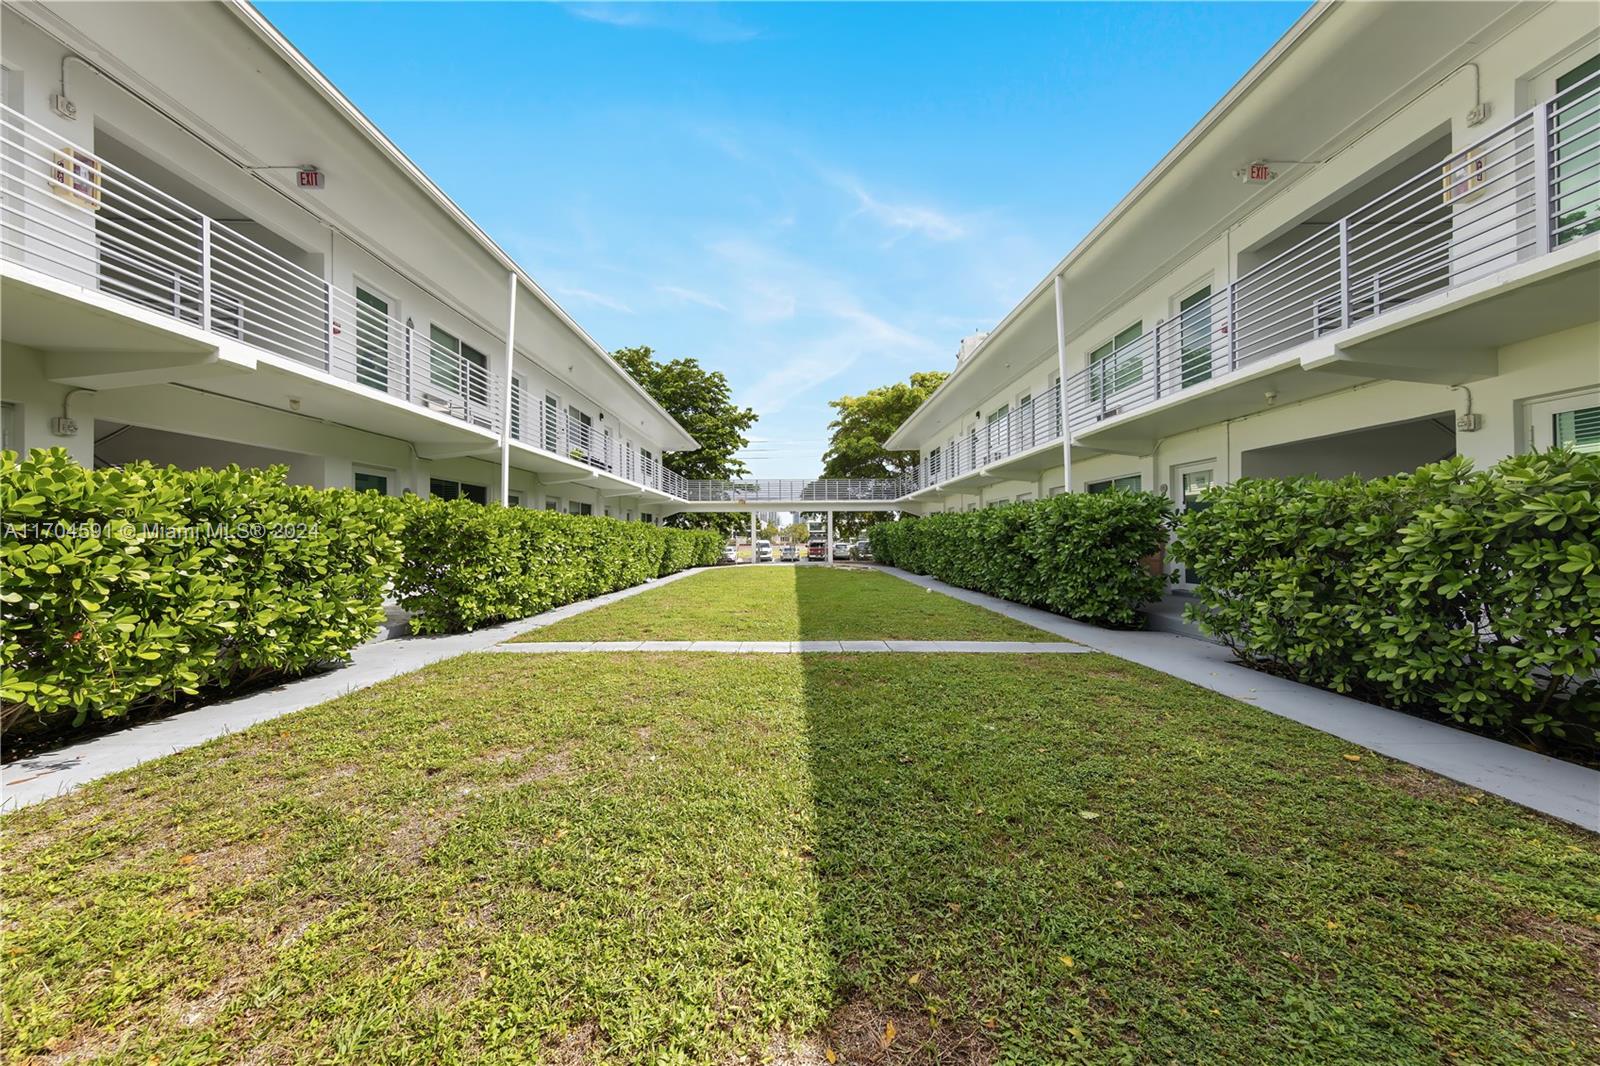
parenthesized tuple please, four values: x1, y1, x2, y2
(790, 576, 1600, 1063)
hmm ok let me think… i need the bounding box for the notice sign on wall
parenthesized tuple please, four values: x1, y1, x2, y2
(297, 167, 324, 189)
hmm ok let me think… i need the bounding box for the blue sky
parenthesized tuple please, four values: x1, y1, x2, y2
(260, 1, 1309, 475)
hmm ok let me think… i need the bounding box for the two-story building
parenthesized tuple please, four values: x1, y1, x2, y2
(1, 0, 698, 522)
(887, 0, 1599, 584)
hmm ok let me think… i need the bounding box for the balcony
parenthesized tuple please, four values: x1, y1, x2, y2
(904, 385, 1064, 494)
(1, 104, 498, 435)
(1062, 65, 1600, 446)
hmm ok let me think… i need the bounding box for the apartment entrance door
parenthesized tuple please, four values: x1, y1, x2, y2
(1171, 460, 1215, 587)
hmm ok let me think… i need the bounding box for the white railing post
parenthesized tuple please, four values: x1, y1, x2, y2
(1053, 273, 1073, 492)
(499, 272, 516, 505)
(1532, 104, 1554, 255)
(1225, 284, 1238, 371)
(1337, 218, 1351, 330)
(199, 216, 213, 332)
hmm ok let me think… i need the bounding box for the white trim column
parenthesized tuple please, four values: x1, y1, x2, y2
(826, 510, 834, 564)
(499, 271, 517, 505)
(750, 512, 758, 564)
(1054, 272, 1073, 493)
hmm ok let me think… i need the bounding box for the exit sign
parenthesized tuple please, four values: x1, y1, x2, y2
(1239, 161, 1276, 185)
(297, 167, 324, 189)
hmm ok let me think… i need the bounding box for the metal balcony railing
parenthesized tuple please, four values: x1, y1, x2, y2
(2, 104, 499, 430)
(1062, 65, 1599, 434)
(673, 478, 910, 503)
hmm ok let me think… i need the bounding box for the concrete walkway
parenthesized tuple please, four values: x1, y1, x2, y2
(871, 565, 1600, 832)
(493, 639, 1088, 654)
(1, 568, 707, 811)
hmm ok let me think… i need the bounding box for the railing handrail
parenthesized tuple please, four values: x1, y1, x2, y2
(1053, 78, 1592, 434)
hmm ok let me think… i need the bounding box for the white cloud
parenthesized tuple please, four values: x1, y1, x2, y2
(825, 171, 967, 242)
(554, 286, 634, 314)
(656, 284, 729, 312)
(564, 3, 760, 44)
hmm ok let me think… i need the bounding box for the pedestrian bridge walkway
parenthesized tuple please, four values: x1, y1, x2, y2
(662, 477, 911, 514)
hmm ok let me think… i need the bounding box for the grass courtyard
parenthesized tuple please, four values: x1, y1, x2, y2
(514, 564, 1055, 642)
(3, 569, 1597, 1064)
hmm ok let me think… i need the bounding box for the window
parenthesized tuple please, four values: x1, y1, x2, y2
(1, 401, 15, 452)
(985, 403, 1010, 459)
(1048, 485, 1066, 497)
(1016, 392, 1034, 448)
(354, 287, 392, 392)
(927, 445, 942, 482)
(545, 497, 563, 511)
(1526, 391, 1600, 453)
(509, 376, 525, 441)
(430, 478, 488, 504)
(568, 501, 593, 516)
(1088, 322, 1145, 401)
(642, 512, 654, 524)
(1554, 406, 1600, 453)
(429, 326, 487, 402)
(1177, 287, 1213, 388)
(508, 493, 521, 508)
(1554, 53, 1600, 245)
(1086, 474, 1142, 493)
(353, 471, 388, 495)
(568, 406, 593, 460)
(543, 394, 561, 452)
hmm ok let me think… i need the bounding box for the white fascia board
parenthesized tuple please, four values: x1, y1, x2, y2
(224, 1, 698, 454)
(887, 1, 1336, 450)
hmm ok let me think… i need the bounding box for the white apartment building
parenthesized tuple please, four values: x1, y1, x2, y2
(0, 0, 698, 522)
(887, 0, 1600, 581)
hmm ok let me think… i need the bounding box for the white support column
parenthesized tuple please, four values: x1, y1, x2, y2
(499, 271, 517, 506)
(826, 510, 834, 565)
(1053, 272, 1073, 493)
(750, 512, 758, 564)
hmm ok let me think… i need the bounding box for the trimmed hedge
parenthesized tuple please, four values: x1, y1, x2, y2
(394, 501, 719, 634)
(869, 491, 1173, 627)
(1170, 449, 1600, 742)
(2, 449, 401, 734)
(2, 449, 719, 735)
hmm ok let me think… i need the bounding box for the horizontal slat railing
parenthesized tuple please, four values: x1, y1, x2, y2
(1060, 67, 1596, 435)
(0, 104, 500, 434)
(673, 479, 910, 503)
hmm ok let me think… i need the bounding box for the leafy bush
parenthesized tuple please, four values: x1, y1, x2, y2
(394, 500, 718, 634)
(1, 449, 401, 734)
(869, 492, 1173, 626)
(1170, 449, 1600, 742)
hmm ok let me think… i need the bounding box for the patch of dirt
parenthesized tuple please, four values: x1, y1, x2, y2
(778, 998, 997, 1065)
(1500, 909, 1600, 1030)
(542, 1021, 607, 1065)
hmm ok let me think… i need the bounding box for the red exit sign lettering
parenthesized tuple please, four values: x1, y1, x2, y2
(297, 168, 324, 189)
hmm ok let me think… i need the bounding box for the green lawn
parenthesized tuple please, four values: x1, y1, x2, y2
(512, 563, 1057, 642)
(4, 652, 1596, 1064)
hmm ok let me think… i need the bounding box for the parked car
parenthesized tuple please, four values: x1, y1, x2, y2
(721, 544, 738, 564)
(808, 540, 827, 561)
(755, 539, 773, 562)
(831, 541, 853, 561)
(780, 545, 798, 562)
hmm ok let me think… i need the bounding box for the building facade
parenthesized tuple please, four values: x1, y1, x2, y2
(887, 0, 1599, 583)
(1, 0, 698, 522)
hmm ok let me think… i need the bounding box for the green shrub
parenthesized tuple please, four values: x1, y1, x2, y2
(1170, 449, 1600, 742)
(393, 501, 717, 634)
(869, 492, 1173, 627)
(1, 449, 401, 734)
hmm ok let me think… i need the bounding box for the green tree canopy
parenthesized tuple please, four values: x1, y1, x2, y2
(820, 370, 949, 480)
(820, 370, 948, 535)
(614, 345, 758, 532)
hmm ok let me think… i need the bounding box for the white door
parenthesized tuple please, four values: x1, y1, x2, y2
(1171, 460, 1216, 588)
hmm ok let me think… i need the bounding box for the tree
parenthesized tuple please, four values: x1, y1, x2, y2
(820, 370, 948, 534)
(614, 346, 758, 533)
(760, 523, 780, 542)
(785, 521, 810, 545)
